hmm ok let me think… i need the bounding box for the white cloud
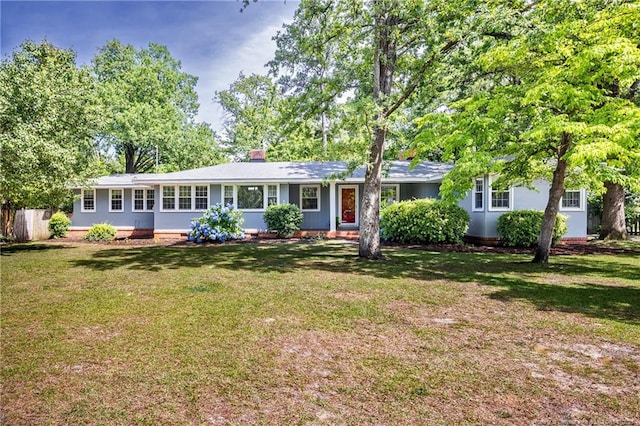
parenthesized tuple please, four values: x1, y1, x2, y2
(194, 21, 290, 133)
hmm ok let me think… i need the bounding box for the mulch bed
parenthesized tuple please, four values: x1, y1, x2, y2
(33, 236, 640, 256)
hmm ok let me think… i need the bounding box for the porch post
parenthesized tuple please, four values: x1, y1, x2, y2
(329, 181, 336, 233)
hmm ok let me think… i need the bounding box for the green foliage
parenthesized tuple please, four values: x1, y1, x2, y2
(93, 40, 222, 173)
(85, 223, 117, 242)
(48, 212, 71, 239)
(158, 122, 227, 172)
(215, 73, 282, 161)
(0, 41, 97, 214)
(189, 204, 244, 243)
(415, 2, 640, 200)
(381, 199, 469, 244)
(266, 0, 479, 257)
(497, 210, 567, 247)
(263, 203, 304, 238)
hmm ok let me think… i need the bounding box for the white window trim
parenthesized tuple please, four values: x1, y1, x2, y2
(339, 185, 359, 226)
(109, 188, 124, 213)
(266, 184, 280, 208)
(81, 188, 96, 213)
(222, 184, 235, 207)
(160, 184, 210, 212)
(488, 177, 513, 212)
(194, 185, 211, 211)
(560, 189, 585, 211)
(380, 183, 400, 207)
(132, 188, 155, 212)
(472, 177, 485, 212)
(221, 184, 280, 212)
(300, 184, 321, 212)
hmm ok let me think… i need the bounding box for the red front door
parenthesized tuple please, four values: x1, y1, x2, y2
(341, 187, 357, 225)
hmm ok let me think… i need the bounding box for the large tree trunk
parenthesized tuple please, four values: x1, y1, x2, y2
(1, 201, 15, 238)
(359, 128, 385, 259)
(533, 133, 571, 264)
(125, 144, 136, 173)
(599, 181, 627, 240)
(358, 0, 397, 259)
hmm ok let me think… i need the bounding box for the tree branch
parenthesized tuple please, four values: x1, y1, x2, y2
(384, 39, 460, 119)
(628, 79, 640, 100)
(482, 31, 513, 40)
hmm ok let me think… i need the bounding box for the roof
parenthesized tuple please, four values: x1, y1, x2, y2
(71, 174, 152, 189)
(132, 160, 454, 184)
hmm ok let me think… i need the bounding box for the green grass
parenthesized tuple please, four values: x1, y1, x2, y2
(1, 241, 639, 424)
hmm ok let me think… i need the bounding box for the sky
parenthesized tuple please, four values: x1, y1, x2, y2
(0, 0, 299, 132)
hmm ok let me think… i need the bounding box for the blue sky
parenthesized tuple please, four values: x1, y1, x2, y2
(1, 0, 298, 132)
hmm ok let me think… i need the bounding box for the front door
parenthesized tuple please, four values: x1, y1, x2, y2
(340, 186, 358, 226)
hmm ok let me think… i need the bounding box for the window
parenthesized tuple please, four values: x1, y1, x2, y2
(301, 185, 320, 211)
(133, 189, 155, 212)
(491, 190, 510, 209)
(146, 189, 155, 210)
(561, 190, 582, 210)
(82, 189, 95, 212)
(223, 184, 279, 210)
(110, 189, 123, 212)
(195, 185, 209, 210)
(473, 178, 484, 211)
(223, 185, 234, 206)
(489, 177, 511, 211)
(161, 185, 208, 211)
(380, 184, 399, 207)
(178, 186, 192, 210)
(267, 185, 278, 206)
(237, 185, 264, 210)
(162, 186, 175, 210)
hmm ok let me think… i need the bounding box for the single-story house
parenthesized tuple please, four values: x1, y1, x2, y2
(69, 155, 587, 243)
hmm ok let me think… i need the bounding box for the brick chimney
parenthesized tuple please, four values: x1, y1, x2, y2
(249, 149, 266, 162)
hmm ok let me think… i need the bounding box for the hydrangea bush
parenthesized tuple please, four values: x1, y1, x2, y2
(189, 204, 245, 243)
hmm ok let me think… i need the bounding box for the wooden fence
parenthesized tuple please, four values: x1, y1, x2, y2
(587, 213, 640, 236)
(11, 209, 53, 242)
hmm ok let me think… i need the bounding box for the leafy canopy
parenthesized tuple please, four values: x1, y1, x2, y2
(415, 1, 640, 201)
(93, 40, 222, 173)
(0, 40, 97, 210)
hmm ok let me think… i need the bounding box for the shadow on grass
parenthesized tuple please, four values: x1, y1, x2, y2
(1, 243, 75, 256)
(71, 241, 640, 324)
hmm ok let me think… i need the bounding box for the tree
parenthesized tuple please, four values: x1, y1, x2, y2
(215, 72, 283, 161)
(158, 122, 226, 172)
(92, 40, 204, 173)
(0, 40, 97, 236)
(268, 0, 472, 259)
(415, 1, 640, 263)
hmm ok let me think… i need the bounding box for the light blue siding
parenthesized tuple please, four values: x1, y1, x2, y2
(290, 184, 331, 230)
(462, 179, 587, 239)
(280, 184, 290, 203)
(153, 183, 290, 232)
(71, 189, 154, 229)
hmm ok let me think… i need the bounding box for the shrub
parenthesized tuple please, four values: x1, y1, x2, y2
(189, 203, 244, 243)
(263, 203, 304, 238)
(381, 199, 469, 244)
(48, 211, 71, 238)
(85, 223, 116, 242)
(497, 210, 568, 247)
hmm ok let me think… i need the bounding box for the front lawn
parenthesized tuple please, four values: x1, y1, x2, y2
(1, 241, 638, 424)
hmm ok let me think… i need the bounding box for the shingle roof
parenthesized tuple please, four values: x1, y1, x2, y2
(71, 174, 152, 189)
(133, 161, 453, 184)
